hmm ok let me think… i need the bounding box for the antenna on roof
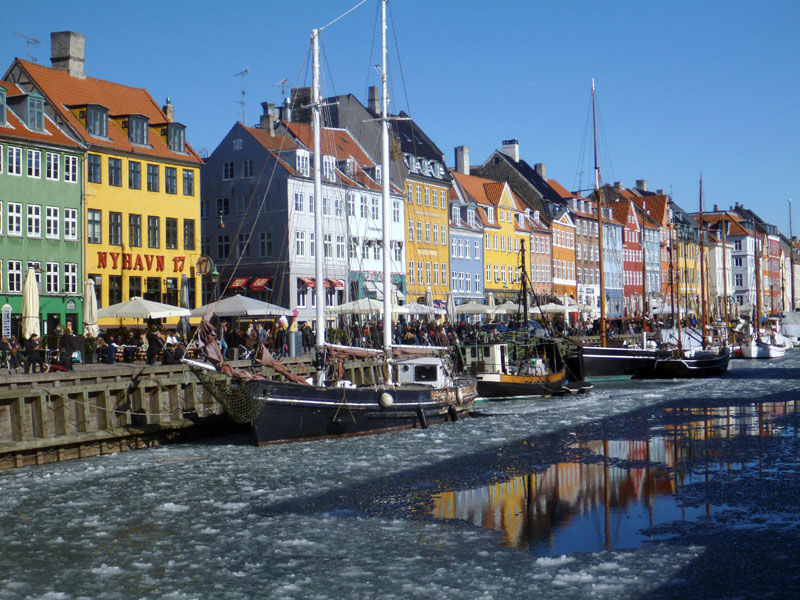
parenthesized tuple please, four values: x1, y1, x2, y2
(14, 32, 40, 63)
(234, 68, 249, 124)
(276, 78, 288, 102)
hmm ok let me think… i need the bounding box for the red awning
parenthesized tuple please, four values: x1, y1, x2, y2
(324, 278, 345, 290)
(249, 276, 272, 291)
(228, 277, 249, 290)
(298, 277, 316, 288)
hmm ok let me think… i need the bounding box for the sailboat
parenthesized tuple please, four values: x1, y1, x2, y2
(635, 175, 731, 378)
(187, 1, 477, 444)
(741, 221, 785, 359)
(564, 81, 672, 382)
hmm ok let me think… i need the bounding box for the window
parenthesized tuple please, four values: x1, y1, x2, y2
(87, 154, 101, 183)
(487, 207, 494, 223)
(336, 235, 345, 258)
(8, 260, 22, 293)
(297, 281, 308, 308)
(323, 234, 332, 258)
(417, 262, 422, 283)
(182, 169, 194, 195)
(128, 115, 148, 145)
(409, 261, 415, 283)
(295, 231, 305, 257)
(432, 189, 438, 208)
(734, 240, 742, 252)
(451, 205, 460, 223)
(323, 155, 336, 181)
(217, 234, 230, 258)
(393, 200, 400, 223)
(335, 197, 344, 217)
(350, 237, 358, 259)
(347, 192, 355, 216)
(146, 164, 159, 191)
(474, 240, 479, 259)
(129, 161, 141, 189)
(417, 222, 422, 242)
(108, 157, 122, 186)
(242, 159, 253, 178)
(467, 209, 475, 227)
(393, 241, 402, 262)
(360, 196, 367, 218)
(45, 207, 59, 239)
(434, 224, 439, 245)
(64, 263, 77, 294)
(108, 275, 122, 305)
(441, 227, 446, 245)
(217, 197, 230, 217)
(237, 233, 250, 258)
(64, 155, 78, 183)
(27, 94, 44, 131)
(167, 123, 186, 153)
(370, 197, 379, 220)
(8, 147, 21, 175)
(183, 219, 195, 250)
(0, 89, 5, 125)
(323, 196, 331, 216)
(424, 188, 430, 206)
(309, 232, 315, 257)
(416, 186, 422, 205)
(87, 106, 108, 137)
(64, 209, 77, 240)
(425, 223, 431, 243)
(46, 153, 59, 180)
(296, 151, 310, 177)
(260, 231, 273, 257)
(128, 275, 141, 299)
(148, 216, 160, 248)
(165, 217, 178, 249)
(408, 221, 415, 241)
(441, 263, 446, 285)
(426, 262, 432, 283)
(165, 167, 177, 194)
(735, 273, 743, 287)
(46, 263, 59, 294)
(26, 149, 41, 178)
(407, 185, 413, 204)
(27, 204, 41, 237)
(129, 214, 142, 247)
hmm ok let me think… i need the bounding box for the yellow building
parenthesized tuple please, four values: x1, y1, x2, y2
(6, 33, 204, 326)
(451, 172, 527, 302)
(404, 161, 450, 304)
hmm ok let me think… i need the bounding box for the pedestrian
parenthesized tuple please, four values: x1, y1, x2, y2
(23, 334, 45, 374)
(146, 328, 163, 365)
(58, 326, 76, 370)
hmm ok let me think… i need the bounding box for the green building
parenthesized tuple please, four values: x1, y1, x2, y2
(0, 81, 83, 338)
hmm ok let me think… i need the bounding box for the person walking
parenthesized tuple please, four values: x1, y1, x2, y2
(23, 334, 45, 374)
(58, 326, 76, 370)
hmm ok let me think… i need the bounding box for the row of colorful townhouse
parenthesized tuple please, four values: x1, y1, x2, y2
(2, 32, 797, 339)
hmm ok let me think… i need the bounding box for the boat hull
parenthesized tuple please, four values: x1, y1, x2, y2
(476, 368, 567, 399)
(634, 347, 731, 379)
(741, 341, 786, 359)
(249, 378, 477, 445)
(565, 346, 671, 381)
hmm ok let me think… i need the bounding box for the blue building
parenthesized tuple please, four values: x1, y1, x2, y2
(448, 184, 484, 306)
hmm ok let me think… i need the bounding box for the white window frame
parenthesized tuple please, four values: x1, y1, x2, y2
(46, 206, 59, 239)
(27, 204, 41, 238)
(64, 263, 77, 294)
(295, 230, 305, 257)
(8, 146, 22, 175)
(46, 152, 60, 180)
(46, 262, 59, 294)
(64, 208, 78, 240)
(27, 149, 41, 178)
(8, 202, 22, 236)
(8, 260, 22, 293)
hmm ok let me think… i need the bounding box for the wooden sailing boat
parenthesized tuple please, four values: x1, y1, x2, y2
(564, 81, 672, 381)
(188, 0, 477, 443)
(636, 176, 731, 378)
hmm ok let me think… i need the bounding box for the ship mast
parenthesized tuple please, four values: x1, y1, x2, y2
(699, 174, 707, 349)
(790, 198, 796, 311)
(721, 212, 729, 329)
(753, 221, 762, 343)
(592, 80, 607, 347)
(379, 0, 392, 353)
(311, 27, 326, 383)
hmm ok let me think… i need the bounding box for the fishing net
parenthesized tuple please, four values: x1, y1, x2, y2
(191, 368, 267, 425)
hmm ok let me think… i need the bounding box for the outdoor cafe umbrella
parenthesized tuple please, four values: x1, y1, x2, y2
(486, 291, 496, 309)
(454, 302, 495, 315)
(491, 300, 521, 315)
(177, 274, 191, 338)
(394, 302, 446, 316)
(191, 294, 291, 318)
(21, 267, 40, 339)
(324, 297, 384, 315)
(446, 292, 456, 323)
(98, 296, 191, 320)
(83, 279, 100, 337)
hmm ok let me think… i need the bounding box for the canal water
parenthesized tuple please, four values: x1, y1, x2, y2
(2, 354, 799, 599)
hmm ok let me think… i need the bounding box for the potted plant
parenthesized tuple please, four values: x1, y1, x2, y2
(83, 336, 96, 364)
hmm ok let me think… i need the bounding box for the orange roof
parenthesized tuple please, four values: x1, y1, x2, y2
(245, 124, 299, 152)
(15, 59, 202, 164)
(451, 170, 512, 210)
(547, 178, 574, 199)
(0, 82, 80, 148)
(283, 121, 373, 166)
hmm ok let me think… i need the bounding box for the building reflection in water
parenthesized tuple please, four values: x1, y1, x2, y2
(429, 400, 797, 554)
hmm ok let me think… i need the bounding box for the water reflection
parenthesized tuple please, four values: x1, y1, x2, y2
(430, 400, 797, 555)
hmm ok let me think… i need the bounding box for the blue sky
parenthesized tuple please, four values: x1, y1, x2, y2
(3, 0, 798, 237)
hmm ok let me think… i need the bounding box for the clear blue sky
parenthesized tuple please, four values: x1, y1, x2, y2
(3, 0, 798, 237)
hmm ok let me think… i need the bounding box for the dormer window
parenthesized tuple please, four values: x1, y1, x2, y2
(487, 207, 495, 223)
(451, 206, 460, 224)
(467, 208, 476, 227)
(86, 105, 108, 138)
(296, 150, 310, 177)
(323, 155, 336, 181)
(28, 94, 44, 131)
(375, 165, 382, 184)
(166, 123, 185, 152)
(128, 115, 149, 145)
(0, 89, 6, 125)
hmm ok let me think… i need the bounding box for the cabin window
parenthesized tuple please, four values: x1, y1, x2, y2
(414, 365, 438, 382)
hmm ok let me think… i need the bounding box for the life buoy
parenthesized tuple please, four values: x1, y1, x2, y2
(379, 392, 393, 409)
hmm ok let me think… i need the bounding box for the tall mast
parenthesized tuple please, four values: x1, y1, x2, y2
(722, 212, 729, 330)
(592, 79, 607, 347)
(790, 198, 796, 311)
(380, 0, 392, 353)
(311, 28, 325, 356)
(669, 206, 676, 326)
(753, 221, 762, 343)
(520, 240, 529, 329)
(699, 174, 707, 349)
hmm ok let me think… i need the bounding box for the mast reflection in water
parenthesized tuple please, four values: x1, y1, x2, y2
(429, 399, 798, 555)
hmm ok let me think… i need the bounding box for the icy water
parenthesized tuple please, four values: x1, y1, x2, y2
(2, 354, 799, 599)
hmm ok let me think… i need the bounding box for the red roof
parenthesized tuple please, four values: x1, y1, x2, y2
(0, 82, 80, 149)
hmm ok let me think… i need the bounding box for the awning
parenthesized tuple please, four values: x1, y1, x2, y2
(249, 276, 272, 291)
(298, 276, 316, 288)
(324, 278, 345, 289)
(228, 277, 249, 290)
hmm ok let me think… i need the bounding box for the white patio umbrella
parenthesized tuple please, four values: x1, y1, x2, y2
(454, 302, 495, 315)
(177, 274, 192, 337)
(21, 267, 40, 339)
(98, 296, 190, 319)
(446, 292, 456, 323)
(325, 297, 384, 315)
(83, 279, 100, 337)
(394, 302, 446, 315)
(492, 301, 520, 315)
(191, 294, 291, 318)
(486, 291, 496, 309)
(425, 286, 434, 307)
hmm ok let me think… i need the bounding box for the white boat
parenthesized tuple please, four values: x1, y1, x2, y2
(740, 339, 785, 359)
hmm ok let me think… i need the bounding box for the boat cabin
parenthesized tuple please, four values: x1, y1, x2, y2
(395, 356, 451, 388)
(463, 343, 509, 375)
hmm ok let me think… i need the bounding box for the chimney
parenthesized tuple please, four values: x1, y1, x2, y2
(534, 163, 546, 179)
(260, 101, 275, 135)
(656, 189, 665, 195)
(455, 146, 470, 175)
(614, 181, 622, 190)
(368, 86, 380, 114)
(636, 179, 647, 191)
(162, 98, 174, 123)
(289, 87, 312, 123)
(501, 138, 519, 162)
(281, 97, 292, 122)
(50, 31, 85, 79)
(713, 204, 719, 212)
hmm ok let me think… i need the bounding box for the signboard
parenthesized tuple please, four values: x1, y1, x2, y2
(66, 299, 76, 310)
(1, 304, 11, 339)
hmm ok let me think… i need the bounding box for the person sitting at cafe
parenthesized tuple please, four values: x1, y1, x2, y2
(161, 342, 185, 365)
(23, 334, 45, 374)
